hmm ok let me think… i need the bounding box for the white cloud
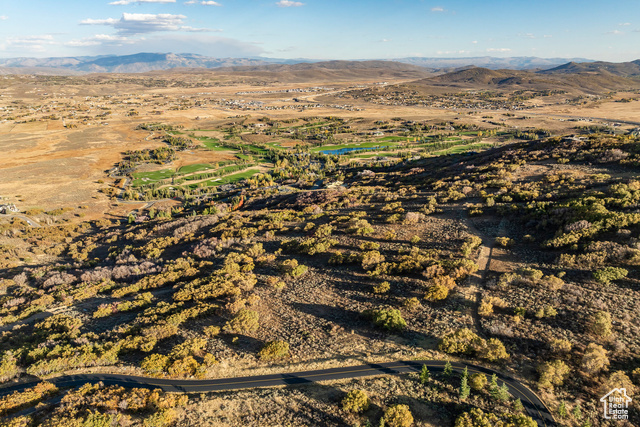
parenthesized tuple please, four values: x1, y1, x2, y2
(471, 40, 477, 44)
(276, 1, 304, 7)
(110, 0, 176, 5)
(71, 33, 264, 57)
(606, 29, 623, 35)
(619, 22, 631, 26)
(380, 38, 391, 42)
(200, 1, 222, 4)
(81, 13, 218, 34)
(431, 7, 445, 12)
(486, 48, 511, 52)
(519, 33, 536, 39)
(1, 35, 57, 53)
(0, 16, 8, 21)
(81, 18, 119, 25)
(543, 34, 552, 38)
(66, 34, 133, 47)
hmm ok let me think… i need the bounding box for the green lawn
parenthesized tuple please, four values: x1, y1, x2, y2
(188, 169, 261, 188)
(243, 145, 268, 155)
(132, 169, 175, 187)
(183, 164, 253, 182)
(178, 163, 214, 174)
(378, 136, 410, 142)
(198, 137, 233, 151)
(415, 140, 462, 148)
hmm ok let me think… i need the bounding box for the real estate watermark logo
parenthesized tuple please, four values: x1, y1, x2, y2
(600, 388, 632, 420)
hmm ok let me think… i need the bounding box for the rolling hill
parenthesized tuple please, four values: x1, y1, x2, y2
(538, 59, 640, 77)
(413, 65, 640, 93)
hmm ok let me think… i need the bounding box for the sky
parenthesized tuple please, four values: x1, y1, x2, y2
(0, 0, 638, 61)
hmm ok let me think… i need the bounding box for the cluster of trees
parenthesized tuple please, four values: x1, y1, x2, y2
(439, 328, 509, 362)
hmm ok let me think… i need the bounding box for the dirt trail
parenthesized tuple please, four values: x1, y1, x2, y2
(461, 217, 508, 336)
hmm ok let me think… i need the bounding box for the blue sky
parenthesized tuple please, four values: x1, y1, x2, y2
(0, 0, 638, 60)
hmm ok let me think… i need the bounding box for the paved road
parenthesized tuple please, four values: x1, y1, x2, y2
(0, 213, 41, 228)
(0, 360, 555, 426)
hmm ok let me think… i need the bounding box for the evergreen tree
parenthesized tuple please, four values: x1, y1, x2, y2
(459, 375, 471, 400)
(572, 403, 583, 420)
(419, 365, 430, 384)
(497, 382, 510, 402)
(513, 398, 524, 413)
(444, 361, 453, 376)
(558, 401, 568, 418)
(489, 374, 499, 399)
(462, 366, 468, 379)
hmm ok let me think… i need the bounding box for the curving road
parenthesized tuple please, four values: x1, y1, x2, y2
(0, 213, 41, 228)
(0, 360, 555, 426)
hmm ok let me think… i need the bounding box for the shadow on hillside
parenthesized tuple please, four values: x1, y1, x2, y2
(292, 302, 379, 340)
(292, 301, 439, 350)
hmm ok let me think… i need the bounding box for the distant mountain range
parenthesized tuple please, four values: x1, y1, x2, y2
(391, 56, 595, 70)
(0, 52, 603, 75)
(0, 53, 311, 75)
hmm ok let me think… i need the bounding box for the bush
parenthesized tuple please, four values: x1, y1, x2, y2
(0, 351, 19, 382)
(582, 343, 609, 374)
(593, 267, 628, 285)
(549, 339, 572, 353)
(461, 236, 482, 257)
(279, 259, 308, 278)
(590, 310, 612, 337)
(141, 354, 170, 376)
(424, 284, 448, 302)
(454, 408, 537, 427)
(439, 328, 509, 362)
(341, 389, 370, 413)
(167, 356, 199, 377)
(365, 308, 406, 331)
(384, 404, 413, 427)
(0, 382, 57, 418)
(469, 373, 488, 391)
(544, 275, 565, 291)
(494, 237, 514, 248)
(361, 251, 385, 270)
(403, 297, 421, 311)
(481, 338, 510, 362)
(605, 371, 636, 395)
(258, 341, 289, 360)
(169, 338, 207, 359)
(478, 298, 494, 317)
(373, 281, 391, 294)
(439, 328, 482, 355)
(347, 219, 374, 236)
(224, 309, 259, 334)
(538, 360, 570, 389)
(203, 326, 221, 338)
